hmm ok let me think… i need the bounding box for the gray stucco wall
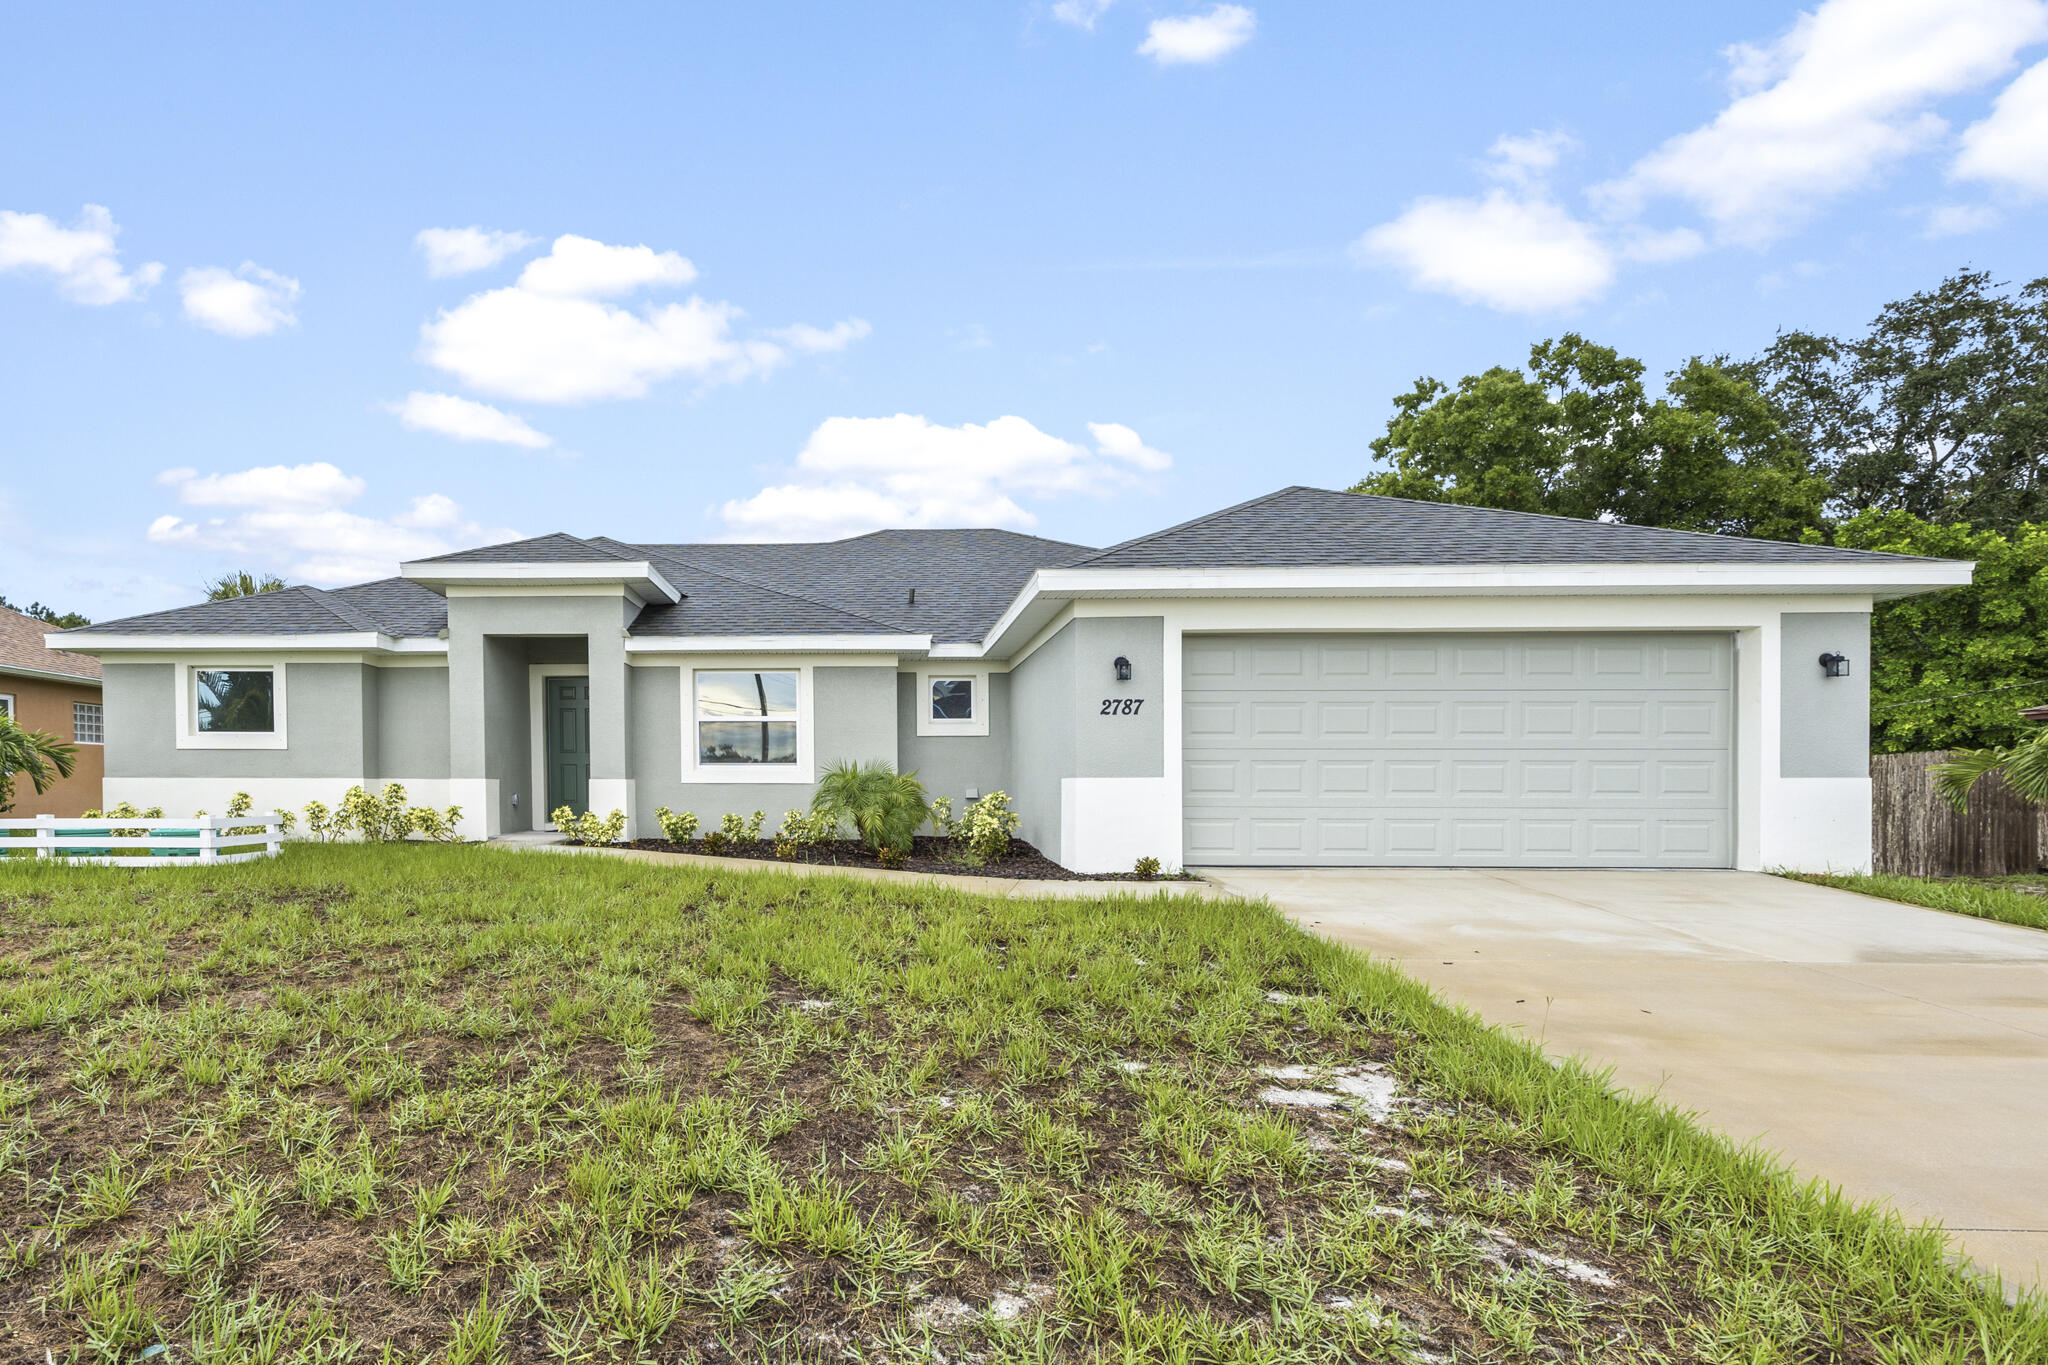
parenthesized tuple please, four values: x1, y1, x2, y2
(1005, 616, 1167, 861)
(896, 672, 1012, 809)
(1007, 624, 1078, 862)
(373, 667, 451, 781)
(102, 661, 372, 779)
(1780, 611, 1872, 778)
(628, 664, 898, 833)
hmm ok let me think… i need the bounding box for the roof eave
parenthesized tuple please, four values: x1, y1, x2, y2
(49, 631, 448, 656)
(399, 559, 682, 604)
(970, 560, 1974, 659)
(0, 660, 102, 686)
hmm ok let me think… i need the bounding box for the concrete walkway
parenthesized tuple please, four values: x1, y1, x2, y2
(1198, 867, 2048, 1294)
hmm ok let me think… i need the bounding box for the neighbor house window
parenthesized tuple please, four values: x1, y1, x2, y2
(195, 668, 276, 733)
(695, 670, 798, 765)
(0, 694, 12, 720)
(930, 678, 975, 722)
(73, 701, 103, 745)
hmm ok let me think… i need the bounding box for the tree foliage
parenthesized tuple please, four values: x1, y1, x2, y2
(1807, 513, 2048, 753)
(1745, 270, 2048, 533)
(1356, 335, 1827, 540)
(206, 571, 289, 601)
(0, 714, 78, 812)
(0, 594, 90, 629)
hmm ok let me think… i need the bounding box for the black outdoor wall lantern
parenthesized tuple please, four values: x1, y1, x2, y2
(1819, 652, 1851, 678)
(1113, 656, 1133, 681)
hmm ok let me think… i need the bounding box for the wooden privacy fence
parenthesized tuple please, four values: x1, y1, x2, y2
(1871, 750, 2044, 877)
(0, 814, 285, 868)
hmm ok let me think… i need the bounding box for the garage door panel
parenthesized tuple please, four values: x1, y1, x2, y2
(1185, 632, 1733, 867)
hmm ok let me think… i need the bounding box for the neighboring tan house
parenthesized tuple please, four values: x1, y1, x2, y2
(53, 486, 1973, 873)
(1, 606, 104, 816)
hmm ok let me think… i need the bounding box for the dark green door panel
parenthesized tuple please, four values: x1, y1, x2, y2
(545, 676, 590, 817)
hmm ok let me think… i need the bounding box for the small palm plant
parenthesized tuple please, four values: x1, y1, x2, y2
(811, 761, 929, 857)
(1935, 730, 2048, 811)
(0, 714, 77, 813)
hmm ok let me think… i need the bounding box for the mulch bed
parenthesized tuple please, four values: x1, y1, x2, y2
(622, 834, 1188, 881)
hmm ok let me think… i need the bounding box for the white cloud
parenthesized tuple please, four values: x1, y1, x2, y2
(1138, 4, 1256, 65)
(180, 262, 301, 337)
(719, 414, 1173, 539)
(514, 234, 697, 297)
(772, 318, 873, 353)
(1356, 190, 1615, 313)
(388, 391, 553, 449)
(416, 232, 862, 403)
(1482, 130, 1578, 189)
(0, 204, 163, 304)
(147, 463, 512, 586)
(414, 226, 536, 278)
(1052, 0, 1113, 30)
(1086, 421, 1172, 471)
(1922, 203, 2006, 236)
(1597, 0, 2048, 243)
(1956, 56, 2048, 194)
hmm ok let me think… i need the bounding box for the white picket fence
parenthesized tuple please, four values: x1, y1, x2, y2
(0, 814, 286, 867)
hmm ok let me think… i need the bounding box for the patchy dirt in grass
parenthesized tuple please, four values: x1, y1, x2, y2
(0, 845, 2025, 1363)
(624, 834, 1193, 882)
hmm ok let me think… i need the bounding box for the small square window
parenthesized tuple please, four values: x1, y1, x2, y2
(930, 678, 975, 722)
(73, 701, 103, 745)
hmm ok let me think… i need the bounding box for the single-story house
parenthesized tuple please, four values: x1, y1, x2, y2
(1, 606, 104, 816)
(52, 486, 1972, 872)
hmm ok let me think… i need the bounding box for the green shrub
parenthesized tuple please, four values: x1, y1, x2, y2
(775, 808, 837, 846)
(553, 807, 627, 846)
(1133, 856, 1161, 879)
(926, 796, 954, 838)
(718, 811, 752, 844)
(407, 805, 464, 843)
(655, 807, 699, 843)
(743, 810, 767, 840)
(957, 791, 1019, 863)
(876, 846, 908, 870)
(700, 829, 730, 854)
(811, 761, 930, 856)
(302, 800, 335, 840)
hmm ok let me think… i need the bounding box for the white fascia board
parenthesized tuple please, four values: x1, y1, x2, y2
(1, 660, 102, 687)
(50, 631, 449, 657)
(971, 560, 1974, 659)
(625, 633, 931, 655)
(400, 559, 681, 603)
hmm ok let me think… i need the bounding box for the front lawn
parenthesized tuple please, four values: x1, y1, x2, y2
(0, 846, 2038, 1362)
(1786, 870, 2048, 933)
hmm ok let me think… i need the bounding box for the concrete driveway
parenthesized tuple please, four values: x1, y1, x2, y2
(1199, 867, 2048, 1293)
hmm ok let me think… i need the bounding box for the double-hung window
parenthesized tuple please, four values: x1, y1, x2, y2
(695, 670, 799, 766)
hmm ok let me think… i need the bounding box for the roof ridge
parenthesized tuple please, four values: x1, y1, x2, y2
(1070, 486, 1308, 566)
(296, 584, 386, 633)
(604, 541, 916, 634)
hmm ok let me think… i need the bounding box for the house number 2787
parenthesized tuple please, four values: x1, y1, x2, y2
(1099, 698, 1145, 715)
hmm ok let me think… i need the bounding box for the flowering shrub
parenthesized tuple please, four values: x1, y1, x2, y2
(956, 791, 1019, 864)
(552, 806, 627, 846)
(1133, 855, 1162, 879)
(655, 807, 699, 843)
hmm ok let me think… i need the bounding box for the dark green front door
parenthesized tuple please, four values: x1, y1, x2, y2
(545, 676, 590, 818)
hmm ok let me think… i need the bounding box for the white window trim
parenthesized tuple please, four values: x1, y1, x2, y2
(916, 666, 989, 737)
(683, 661, 814, 784)
(528, 663, 590, 830)
(0, 693, 13, 719)
(72, 701, 104, 745)
(175, 663, 288, 750)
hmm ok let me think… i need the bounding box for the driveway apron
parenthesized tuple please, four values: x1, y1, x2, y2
(1197, 867, 2048, 1294)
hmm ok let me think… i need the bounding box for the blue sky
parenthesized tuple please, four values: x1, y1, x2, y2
(4, 0, 2046, 619)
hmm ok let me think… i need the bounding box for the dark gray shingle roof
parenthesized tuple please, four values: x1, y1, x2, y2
(1076, 486, 1935, 568)
(410, 533, 634, 565)
(73, 585, 406, 636)
(623, 529, 1095, 642)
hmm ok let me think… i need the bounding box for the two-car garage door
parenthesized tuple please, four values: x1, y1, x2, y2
(1183, 632, 1733, 867)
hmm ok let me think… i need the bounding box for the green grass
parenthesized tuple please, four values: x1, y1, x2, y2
(0, 843, 2040, 1362)
(1785, 870, 2048, 933)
